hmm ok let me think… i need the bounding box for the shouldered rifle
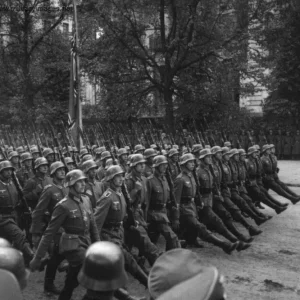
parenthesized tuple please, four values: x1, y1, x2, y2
(192, 167, 204, 210)
(31, 122, 43, 157)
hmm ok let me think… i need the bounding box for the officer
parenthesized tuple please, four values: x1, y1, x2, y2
(78, 241, 141, 300)
(210, 146, 253, 243)
(0, 247, 30, 291)
(117, 148, 129, 173)
(216, 147, 262, 236)
(174, 153, 238, 253)
(82, 159, 106, 210)
(96, 151, 112, 181)
(167, 148, 180, 182)
(134, 144, 145, 155)
(144, 148, 157, 178)
(269, 144, 300, 199)
(8, 151, 20, 171)
(125, 154, 161, 266)
(0, 161, 34, 264)
(148, 249, 226, 300)
(65, 157, 76, 171)
(94, 165, 148, 288)
(43, 148, 56, 166)
(146, 155, 181, 250)
(197, 149, 250, 251)
(261, 145, 299, 204)
(23, 157, 52, 210)
(228, 148, 270, 225)
(16, 152, 34, 187)
(30, 169, 100, 300)
(30, 161, 68, 295)
(245, 146, 287, 214)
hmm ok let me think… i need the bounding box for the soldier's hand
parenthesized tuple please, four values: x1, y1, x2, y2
(32, 234, 41, 249)
(29, 257, 42, 272)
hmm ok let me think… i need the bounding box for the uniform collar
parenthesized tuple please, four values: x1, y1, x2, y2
(154, 170, 165, 181)
(182, 168, 192, 177)
(69, 190, 82, 203)
(131, 169, 142, 180)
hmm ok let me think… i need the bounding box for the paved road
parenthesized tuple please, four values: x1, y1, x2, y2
(23, 160, 300, 300)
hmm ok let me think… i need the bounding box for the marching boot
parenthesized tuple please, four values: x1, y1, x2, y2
(264, 192, 289, 208)
(206, 234, 238, 254)
(239, 217, 262, 236)
(236, 241, 251, 252)
(261, 196, 286, 213)
(44, 278, 61, 295)
(225, 221, 253, 243)
(275, 205, 288, 214)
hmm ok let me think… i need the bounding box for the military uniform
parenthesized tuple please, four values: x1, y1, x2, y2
(125, 170, 161, 266)
(96, 167, 106, 181)
(34, 193, 99, 300)
(84, 179, 106, 210)
(168, 160, 180, 182)
(146, 172, 180, 250)
(16, 166, 34, 187)
(94, 187, 148, 287)
(119, 162, 129, 174)
(144, 163, 154, 178)
(23, 174, 53, 210)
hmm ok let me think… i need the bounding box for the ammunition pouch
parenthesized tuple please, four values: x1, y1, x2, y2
(59, 232, 79, 254)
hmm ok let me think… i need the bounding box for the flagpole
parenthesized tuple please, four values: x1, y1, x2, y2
(73, 0, 82, 149)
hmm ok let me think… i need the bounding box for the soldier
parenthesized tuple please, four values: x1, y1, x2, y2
(16, 152, 34, 187)
(149, 249, 227, 300)
(0, 161, 34, 264)
(31, 146, 40, 161)
(197, 149, 251, 251)
(245, 146, 287, 214)
(82, 160, 106, 210)
(117, 148, 129, 173)
(261, 145, 299, 204)
(43, 148, 55, 166)
(191, 144, 203, 167)
(144, 148, 157, 178)
(65, 157, 76, 171)
(174, 153, 238, 253)
(292, 130, 300, 160)
(96, 151, 111, 181)
(30, 161, 68, 295)
(224, 141, 231, 149)
(79, 148, 90, 161)
(30, 169, 100, 300)
(94, 165, 148, 288)
(23, 157, 52, 210)
(167, 148, 181, 182)
(146, 155, 181, 250)
(16, 146, 25, 156)
(134, 144, 145, 155)
(94, 147, 106, 167)
(8, 151, 20, 171)
(283, 131, 292, 160)
(125, 154, 161, 266)
(78, 241, 140, 300)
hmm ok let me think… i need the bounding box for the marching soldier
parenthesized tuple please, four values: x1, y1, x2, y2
(117, 148, 129, 173)
(144, 148, 157, 178)
(23, 157, 52, 210)
(94, 165, 148, 287)
(65, 157, 76, 171)
(8, 151, 20, 171)
(30, 161, 68, 295)
(94, 146, 106, 167)
(96, 151, 111, 181)
(30, 169, 100, 300)
(31, 146, 40, 161)
(174, 153, 238, 253)
(16, 152, 34, 187)
(167, 148, 181, 182)
(42, 148, 56, 166)
(191, 144, 203, 167)
(0, 160, 34, 264)
(134, 144, 145, 155)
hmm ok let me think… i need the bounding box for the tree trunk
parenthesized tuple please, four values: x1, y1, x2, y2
(164, 87, 175, 135)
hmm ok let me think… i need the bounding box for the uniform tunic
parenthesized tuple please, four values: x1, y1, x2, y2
(144, 163, 154, 178)
(16, 166, 35, 187)
(197, 163, 213, 207)
(83, 178, 106, 210)
(168, 160, 180, 182)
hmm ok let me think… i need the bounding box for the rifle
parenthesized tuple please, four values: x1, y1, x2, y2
(31, 122, 43, 157)
(192, 168, 204, 211)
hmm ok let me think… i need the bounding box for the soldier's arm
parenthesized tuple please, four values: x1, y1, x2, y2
(94, 195, 111, 234)
(34, 204, 67, 259)
(125, 178, 139, 204)
(174, 176, 183, 204)
(90, 211, 101, 243)
(30, 187, 52, 235)
(23, 179, 39, 207)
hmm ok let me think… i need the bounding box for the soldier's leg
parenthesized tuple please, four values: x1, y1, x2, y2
(264, 179, 298, 203)
(158, 223, 181, 250)
(58, 264, 81, 300)
(147, 221, 161, 245)
(276, 179, 300, 198)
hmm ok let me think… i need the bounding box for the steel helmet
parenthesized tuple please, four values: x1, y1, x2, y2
(238, 149, 246, 156)
(254, 144, 260, 150)
(80, 148, 89, 158)
(261, 144, 272, 153)
(30, 146, 39, 154)
(269, 144, 275, 149)
(100, 151, 111, 161)
(63, 146, 73, 155)
(34, 157, 48, 169)
(134, 144, 145, 153)
(192, 144, 203, 153)
(73, 147, 79, 153)
(95, 147, 106, 155)
(168, 148, 179, 157)
(0, 161, 15, 173)
(20, 152, 33, 163)
(81, 154, 93, 164)
(105, 158, 114, 170)
(8, 151, 19, 160)
(0, 247, 30, 290)
(150, 144, 158, 149)
(153, 155, 168, 167)
(117, 148, 128, 157)
(248, 146, 258, 156)
(221, 147, 230, 156)
(43, 148, 54, 158)
(228, 148, 239, 158)
(224, 141, 231, 147)
(179, 153, 195, 165)
(65, 169, 87, 187)
(64, 157, 74, 164)
(172, 144, 179, 150)
(211, 146, 222, 155)
(199, 149, 212, 159)
(78, 241, 128, 291)
(82, 160, 98, 173)
(130, 154, 146, 167)
(91, 145, 97, 151)
(144, 148, 157, 159)
(50, 161, 65, 176)
(106, 165, 124, 181)
(0, 238, 12, 248)
(16, 146, 25, 154)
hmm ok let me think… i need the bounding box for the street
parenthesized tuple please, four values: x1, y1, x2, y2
(23, 160, 300, 300)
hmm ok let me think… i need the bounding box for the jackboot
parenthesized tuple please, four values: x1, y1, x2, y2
(206, 234, 238, 254)
(275, 206, 288, 214)
(236, 241, 251, 252)
(243, 206, 267, 226)
(225, 221, 253, 243)
(239, 217, 262, 236)
(215, 223, 239, 243)
(44, 279, 61, 295)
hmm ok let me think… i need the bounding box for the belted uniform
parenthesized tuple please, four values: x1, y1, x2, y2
(84, 178, 106, 210)
(168, 160, 180, 182)
(16, 166, 35, 187)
